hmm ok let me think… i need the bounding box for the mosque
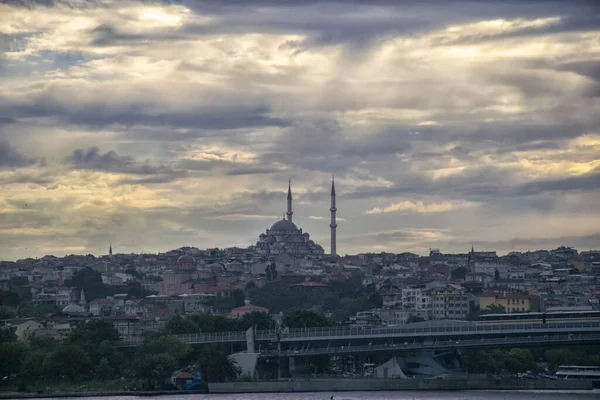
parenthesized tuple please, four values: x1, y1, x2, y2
(255, 178, 337, 257)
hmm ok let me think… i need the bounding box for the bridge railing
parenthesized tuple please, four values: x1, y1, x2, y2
(118, 320, 600, 346)
(260, 332, 600, 357)
(272, 320, 600, 340)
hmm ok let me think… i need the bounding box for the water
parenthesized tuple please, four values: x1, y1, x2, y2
(36, 391, 600, 400)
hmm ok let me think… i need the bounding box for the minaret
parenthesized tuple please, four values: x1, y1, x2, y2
(286, 179, 293, 222)
(330, 176, 337, 257)
(109, 243, 113, 260)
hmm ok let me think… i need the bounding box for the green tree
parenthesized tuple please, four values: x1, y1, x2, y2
(134, 334, 191, 389)
(451, 267, 468, 280)
(466, 304, 506, 321)
(47, 344, 93, 382)
(164, 315, 200, 334)
(0, 290, 21, 307)
(504, 348, 536, 373)
(96, 357, 115, 380)
(494, 268, 500, 281)
(0, 341, 27, 378)
(134, 353, 178, 389)
(126, 281, 154, 298)
(142, 334, 191, 363)
(406, 314, 425, 323)
(19, 349, 50, 382)
(188, 314, 239, 333)
(66, 267, 108, 301)
(238, 311, 275, 330)
(69, 319, 120, 345)
(283, 309, 335, 329)
(0, 326, 17, 343)
(193, 345, 239, 383)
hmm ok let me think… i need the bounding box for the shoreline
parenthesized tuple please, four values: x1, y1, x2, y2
(1, 379, 597, 398)
(0, 390, 206, 399)
(209, 378, 597, 393)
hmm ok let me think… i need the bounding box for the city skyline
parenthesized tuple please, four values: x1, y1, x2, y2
(1, 0, 600, 260)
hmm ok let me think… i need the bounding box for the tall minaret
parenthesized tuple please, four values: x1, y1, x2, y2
(109, 243, 113, 260)
(286, 179, 293, 222)
(330, 176, 337, 257)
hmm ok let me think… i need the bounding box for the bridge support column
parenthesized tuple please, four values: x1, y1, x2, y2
(289, 356, 297, 377)
(245, 326, 255, 353)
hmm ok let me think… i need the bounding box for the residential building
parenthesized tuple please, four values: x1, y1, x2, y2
(479, 291, 540, 313)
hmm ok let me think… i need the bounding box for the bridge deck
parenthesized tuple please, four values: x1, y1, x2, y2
(118, 320, 600, 347)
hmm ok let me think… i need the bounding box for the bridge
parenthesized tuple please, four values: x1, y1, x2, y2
(120, 320, 600, 356)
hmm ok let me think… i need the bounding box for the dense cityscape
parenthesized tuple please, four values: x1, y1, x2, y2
(1, 182, 599, 392)
(1, 0, 600, 396)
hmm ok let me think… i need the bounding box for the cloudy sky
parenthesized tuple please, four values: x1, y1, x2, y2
(0, 0, 599, 260)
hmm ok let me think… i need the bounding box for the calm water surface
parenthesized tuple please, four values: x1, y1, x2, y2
(38, 391, 600, 400)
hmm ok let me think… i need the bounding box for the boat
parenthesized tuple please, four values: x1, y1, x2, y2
(555, 365, 600, 380)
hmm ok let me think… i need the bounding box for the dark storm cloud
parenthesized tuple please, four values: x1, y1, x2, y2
(342, 163, 600, 203)
(175, 0, 600, 48)
(4, 97, 288, 130)
(65, 146, 178, 175)
(448, 233, 600, 252)
(0, 140, 36, 168)
(517, 167, 600, 195)
(0, 117, 16, 125)
(226, 166, 284, 176)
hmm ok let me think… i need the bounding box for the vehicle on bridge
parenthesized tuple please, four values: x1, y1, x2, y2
(478, 310, 600, 324)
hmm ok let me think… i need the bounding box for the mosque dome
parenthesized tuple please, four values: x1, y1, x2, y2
(62, 304, 85, 315)
(177, 255, 195, 264)
(197, 269, 214, 279)
(270, 219, 298, 231)
(207, 263, 225, 273)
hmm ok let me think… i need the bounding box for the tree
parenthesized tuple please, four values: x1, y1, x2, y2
(193, 346, 239, 383)
(134, 353, 178, 389)
(0, 326, 17, 343)
(46, 344, 93, 382)
(283, 309, 335, 329)
(239, 311, 275, 330)
(406, 314, 425, 323)
(142, 334, 191, 363)
(164, 315, 200, 334)
(0, 290, 21, 307)
(451, 267, 468, 280)
(125, 268, 142, 279)
(504, 348, 536, 373)
(96, 357, 115, 380)
(126, 281, 154, 298)
(367, 292, 383, 308)
(19, 349, 50, 382)
(484, 304, 505, 314)
(466, 304, 505, 320)
(66, 267, 108, 301)
(69, 319, 120, 345)
(0, 341, 27, 379)
(134, 334, 191, 389)
(494, 268, 500, 281)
